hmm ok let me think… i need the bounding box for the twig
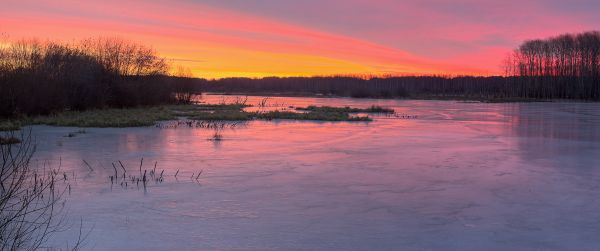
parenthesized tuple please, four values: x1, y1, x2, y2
(118, 160, 126, 174)
(111, 163, 118, 178)
(139, 158, 143, 176)
(82, 159, 94, 171)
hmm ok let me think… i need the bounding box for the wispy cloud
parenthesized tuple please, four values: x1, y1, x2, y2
(1, 0, 597, 78)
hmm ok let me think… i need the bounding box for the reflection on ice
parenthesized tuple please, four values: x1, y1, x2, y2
(26, 95, 600, 250)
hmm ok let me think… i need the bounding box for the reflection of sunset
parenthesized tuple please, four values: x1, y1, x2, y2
(19, 94, 600, 250)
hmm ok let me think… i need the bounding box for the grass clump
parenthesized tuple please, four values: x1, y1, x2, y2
(211, 131, 223, 141)
(0, 120, 22, 131)
(0, 136, 21, 145)
(168, 103, 250, 113)
(64, 129, 87, 138)
(177, 102, 256, 121)
(362, 105, 395, 113)
(1, 104, 252, 130)
(258, 111, 371, 121)
(1, 103, 383, 130)
(296, 105, 394, 114)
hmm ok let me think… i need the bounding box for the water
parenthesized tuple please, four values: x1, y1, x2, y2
(25, 95, 600, 250)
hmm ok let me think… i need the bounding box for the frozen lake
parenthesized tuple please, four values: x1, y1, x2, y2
(27, 95, 600, 250)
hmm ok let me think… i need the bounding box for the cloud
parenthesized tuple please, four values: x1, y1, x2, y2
(1, 0, 598, 77)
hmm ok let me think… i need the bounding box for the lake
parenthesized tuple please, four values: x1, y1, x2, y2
(28, 95, 600, 250)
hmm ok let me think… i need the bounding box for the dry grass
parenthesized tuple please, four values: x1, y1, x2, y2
(1, 103, 383, 130)
(0, 120, 21, 131)
(258, 111, 371, 121)
(26, 107, 176, 128)
(295, 105, 394, 113)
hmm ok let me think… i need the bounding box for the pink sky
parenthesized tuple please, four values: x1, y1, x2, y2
(1, 0, 598, 78)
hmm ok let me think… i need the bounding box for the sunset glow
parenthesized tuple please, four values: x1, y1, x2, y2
(2, 1, 600, 250)
(2, 0, 599, 78)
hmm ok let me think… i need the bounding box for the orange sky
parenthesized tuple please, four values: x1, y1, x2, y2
(1, 0, 598, 78)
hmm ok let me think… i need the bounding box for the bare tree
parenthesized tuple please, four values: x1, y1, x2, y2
(170, 65, 197, 104)
(503, 31, 600, 99)
(0, 36, 180, 116)
(0, 132, 85, 250)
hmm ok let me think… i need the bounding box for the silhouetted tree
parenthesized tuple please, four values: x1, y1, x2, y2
(505, 31, 600, 99)
(0, 37, 199, 117)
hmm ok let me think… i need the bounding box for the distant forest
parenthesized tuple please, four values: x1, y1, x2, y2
(201, 31, 600, 101)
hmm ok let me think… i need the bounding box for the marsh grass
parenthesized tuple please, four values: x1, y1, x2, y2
(167, 103, 250, 114)
(258, 111, 371, 121)
(1, 103, 384, 130)
(26, 107, 176, 128)
(188, 105, 374, 122)
(1, 106, 176, 130)
(0, 120, 22, 131)
(296, 105, 394, 114)
(211, 130, 223, 141)
(64, 129, 87, 138)
(172, 101, 253, 121)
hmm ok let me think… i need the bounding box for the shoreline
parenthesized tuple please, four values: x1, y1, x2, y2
(0, 103, 395, 131)
(202, 92, 582, 103)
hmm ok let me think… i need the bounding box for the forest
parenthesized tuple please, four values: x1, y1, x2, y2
(503, 31, 600, 99)
(0, 38, 196, 117)
(201, 31, 600, 101)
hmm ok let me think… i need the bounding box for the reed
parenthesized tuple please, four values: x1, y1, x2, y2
(83, 159, 94, 171)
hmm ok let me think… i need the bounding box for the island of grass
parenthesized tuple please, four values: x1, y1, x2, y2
(259, 110, 371, 121)
(0, 104, 394, 130)
(295, 105, 395, 114)
(181, 104, 393, 122)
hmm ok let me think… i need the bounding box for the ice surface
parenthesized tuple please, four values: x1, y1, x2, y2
(24, 96, 600, 250)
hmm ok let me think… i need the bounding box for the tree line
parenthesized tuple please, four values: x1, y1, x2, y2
(197, 76, 532, 100)
(203, 74, 600, 100)
(200, 31, 600, 101)
(2, 31, 599, 114)
(0, 37, 197, 117)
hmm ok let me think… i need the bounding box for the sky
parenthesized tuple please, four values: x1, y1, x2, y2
(1, 0, 599, 78)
